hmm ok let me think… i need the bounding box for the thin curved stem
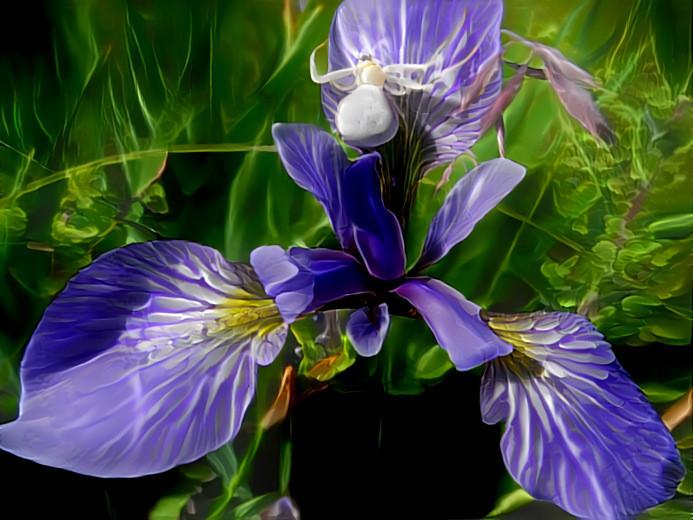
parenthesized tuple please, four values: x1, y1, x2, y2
(207, 428, 264, 520)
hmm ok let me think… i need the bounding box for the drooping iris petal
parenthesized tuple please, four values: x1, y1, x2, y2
(251, 245, 370, 321)
(342, 153, 406, 280)
(271, 123, 353, 248)
(346, 303, 391, 357)
(480, 311, 685, 519)
(417, 158, 526, 269)
(323, 0, 503, 165)
(0, 241, 287, 478)
(392, 278, 512, 370)
(547, 69, 616, 144)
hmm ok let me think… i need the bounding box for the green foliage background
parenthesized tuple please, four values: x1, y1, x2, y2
(0, 0, 690, 518)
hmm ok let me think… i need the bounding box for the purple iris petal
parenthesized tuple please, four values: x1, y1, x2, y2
(342, 153, 406, 280)
(272, 123, 406, 279)
(323, 0, 503, 165)
(272, 123, 353, 248)
(392, 278, 512, 370)
(480, 311, 685, 519)
(289, 247, 370, 308)
(251, 246, 370, 320)
(346, 303, 391, 357)
(0, 241, 287, 477)
(250, 245, 314, 323)
(417, 158, 526, 269)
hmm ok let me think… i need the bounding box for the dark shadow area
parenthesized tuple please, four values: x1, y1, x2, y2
(0, 449, 180, 520)
(289, 371, 506, 520)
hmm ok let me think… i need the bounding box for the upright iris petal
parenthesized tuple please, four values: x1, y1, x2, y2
(416, 157, 526, 268)
(0, 241, 287, 477)
(342, 153, 406, 279)
(271, 123, 353, 249)
(480, 311, 685, 519)
(321, 0, 503, 165)
(272, 123, 407, 280)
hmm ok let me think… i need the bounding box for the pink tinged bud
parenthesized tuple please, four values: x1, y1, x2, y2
(544, 65, 616, 144)
(480, 65, 526, 135)
(502, 31, 615, 144)
(456, 54, 502, 116)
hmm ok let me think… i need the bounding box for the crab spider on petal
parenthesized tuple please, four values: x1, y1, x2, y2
(312, 0, 504, 158)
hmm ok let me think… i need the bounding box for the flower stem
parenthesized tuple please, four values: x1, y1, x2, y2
(207, 428, 264, 520)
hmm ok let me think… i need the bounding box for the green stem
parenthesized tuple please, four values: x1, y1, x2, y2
(3, 143, 277, 204)
(495, 205, 586, 253)
(207, 428, 264, 520)
(482, 173, 553, 306)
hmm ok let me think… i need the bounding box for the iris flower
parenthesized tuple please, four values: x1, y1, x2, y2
(252, 123, 684, 519)
(311, 0, 614, 230)
(250, 123, 524, 369)
(0, 1, 684, 519)
(313, 0, 503, 168)
(0, 120, 684, 519)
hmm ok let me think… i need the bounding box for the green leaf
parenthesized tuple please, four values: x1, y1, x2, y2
(414, 345, 454, 381)
(485, 488, 534, 518)
(0, 206, 27, 241)
(640, 382, 689, 403)
(648, 214, 693, 238)
(206, 442, 239, 486)
(279, 440, 292, 494)
(148, 494, 191, 520)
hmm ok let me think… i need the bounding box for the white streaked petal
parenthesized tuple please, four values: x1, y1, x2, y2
(0, 241, 287, 477)
(480, 310, 685, 519)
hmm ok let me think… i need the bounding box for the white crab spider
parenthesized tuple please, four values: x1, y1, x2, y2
(310, 48, 434, 146)
(309, 14, 487, 147)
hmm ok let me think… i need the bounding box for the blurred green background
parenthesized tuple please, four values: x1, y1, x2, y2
(0, 0, 690, 518)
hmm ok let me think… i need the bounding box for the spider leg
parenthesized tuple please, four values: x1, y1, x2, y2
(310, 43, 357, 85)
(383, 81, 405, 96)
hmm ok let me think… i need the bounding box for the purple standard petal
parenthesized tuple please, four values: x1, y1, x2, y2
(346, 303, 391, 357)
(0, 241, 288, 478)
(272, 123, 353, 248)
(322, 0, 503, 165)
(417, 158, 526, 269)
(392, 278, 512, 370)
(251, 246, 370, 321)
(480, 311, 685, 519)
(342, 153, 406, 279)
